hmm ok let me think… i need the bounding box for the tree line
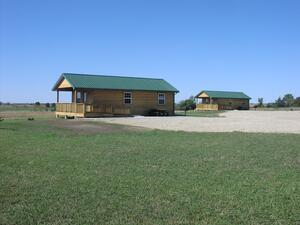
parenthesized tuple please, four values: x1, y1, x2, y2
(176, 93, 300, 110)
(258, 94, 300, 108)
(0, 102, 56, 107)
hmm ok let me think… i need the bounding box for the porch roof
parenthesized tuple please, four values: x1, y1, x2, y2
(52, 73, 179, 93)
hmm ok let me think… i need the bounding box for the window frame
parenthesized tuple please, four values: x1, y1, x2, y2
(76, 91, 81, 103)
(83, 92, 87, 103)
(158, 93, 166, 105)
(124, 91, 132, 105)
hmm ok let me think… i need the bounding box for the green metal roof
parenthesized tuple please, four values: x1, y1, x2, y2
(52, 73, 179, 92)
(197, 90, 251, 99)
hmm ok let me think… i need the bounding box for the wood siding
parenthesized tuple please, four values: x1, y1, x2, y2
(212, 98, 249, 110)
(73, 89, 175, 115)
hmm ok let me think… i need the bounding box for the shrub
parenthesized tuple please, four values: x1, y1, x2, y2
(35, 102, 41, 106)
(178, 96, 196, 111)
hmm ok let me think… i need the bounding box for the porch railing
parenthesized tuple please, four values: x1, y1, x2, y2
(56, 103, 130, 115)
(196, 103, 218, 111)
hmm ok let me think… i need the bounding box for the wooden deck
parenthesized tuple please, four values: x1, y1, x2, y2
(195, 104, 219, 111)
(56, 103, 131, 118)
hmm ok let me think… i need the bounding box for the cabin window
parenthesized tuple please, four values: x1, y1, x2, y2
(158, 93, 165, 105)
(124, 92, 132, 104)
(76, 91, 81, 103)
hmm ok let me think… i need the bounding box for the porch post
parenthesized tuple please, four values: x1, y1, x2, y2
(74, 89, 77, 113)
(57, 90, 59, 103)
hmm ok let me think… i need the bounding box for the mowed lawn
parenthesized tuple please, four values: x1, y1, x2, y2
(175, 110, 223, 117)
(0, 119, 299, 225)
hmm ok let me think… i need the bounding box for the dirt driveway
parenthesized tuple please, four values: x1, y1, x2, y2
(84, 111, 300, 133)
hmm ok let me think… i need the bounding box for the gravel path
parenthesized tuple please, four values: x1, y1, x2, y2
(84, 111, 300, 133)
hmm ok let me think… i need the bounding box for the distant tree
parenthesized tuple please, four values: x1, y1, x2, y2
(0, 101, 2, 105)
(275, 97, 285, 107)
(282, 94, 294, 107)
(294, 97, 300, 107)
(50, 103, 56, 111)
(6, 102, 10, 105)
(45, 103, 50, 108)
(35, 102, 40, 106)
(258, 98, 264, 107)
(179, 96, 196, 111)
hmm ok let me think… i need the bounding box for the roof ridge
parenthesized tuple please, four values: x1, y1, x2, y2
(204, 90, 245, 93)
(62, 73, 165, 81)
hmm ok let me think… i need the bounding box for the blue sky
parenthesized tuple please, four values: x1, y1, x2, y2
(1, 0, 299, 103)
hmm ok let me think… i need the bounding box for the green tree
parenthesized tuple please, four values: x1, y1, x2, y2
(45, 103, 50, 108)
(294, 97, 300, 107)
(275, 97, 285, 107)
(35, 102, 40, 106)
(282, 94, 294, 107)
(179, 96, 196, 110)
(258, 98, 263, 107)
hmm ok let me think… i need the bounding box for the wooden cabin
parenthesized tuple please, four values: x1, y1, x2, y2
(52, 73, 179, 117)
(195, 90, 251, 110)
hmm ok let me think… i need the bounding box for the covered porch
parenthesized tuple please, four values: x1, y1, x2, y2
(55, 102, 130, 118)
(55, 88, 130, 118)
(195, 93, 218, 111)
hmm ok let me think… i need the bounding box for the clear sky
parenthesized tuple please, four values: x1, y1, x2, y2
(1, 0, 299, 103)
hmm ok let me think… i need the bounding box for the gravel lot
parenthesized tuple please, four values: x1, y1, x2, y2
(85, 111, 300, 133)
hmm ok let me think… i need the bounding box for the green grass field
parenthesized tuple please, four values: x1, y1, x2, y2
(0, 118, 299, 225)
(0, 104, 55, 112)
(175, 110, 223, 117)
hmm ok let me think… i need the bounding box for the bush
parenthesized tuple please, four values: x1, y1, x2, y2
(45, 103, 50, 108)
(50, 103, 56, 111)
(178, 96, 196, 111)
(35, 102, 40, 106)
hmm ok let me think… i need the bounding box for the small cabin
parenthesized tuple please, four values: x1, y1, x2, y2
(195, 90, 251, 110)
(52, 73, 179, 117)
